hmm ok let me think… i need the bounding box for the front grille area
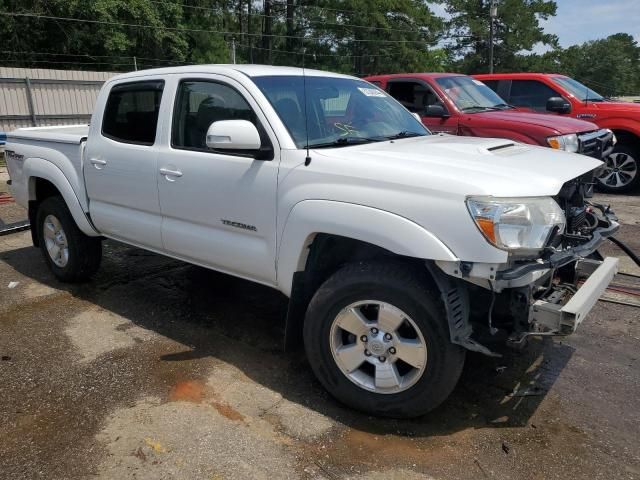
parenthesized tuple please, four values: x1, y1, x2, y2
(578, 129, 614, 159)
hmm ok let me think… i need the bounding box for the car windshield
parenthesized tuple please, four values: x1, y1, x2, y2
(435, 75, 511, 112)
(252, 75, 429, 149)
(552, 76, 604, 102)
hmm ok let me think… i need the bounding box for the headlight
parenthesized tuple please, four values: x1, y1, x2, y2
(547, 133, 579, 153)
(606, 129, 617, 145)
(467, 197, 566, 252)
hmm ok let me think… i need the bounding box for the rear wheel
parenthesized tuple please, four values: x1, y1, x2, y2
(303, 261, 465, 418)
(36, 196, 102, 282)
(596, 144, 640, 193)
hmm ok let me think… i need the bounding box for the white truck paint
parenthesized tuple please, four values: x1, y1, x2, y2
(4, 65, 620, 417)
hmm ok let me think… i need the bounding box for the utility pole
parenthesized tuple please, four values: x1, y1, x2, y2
(133, 56, 138, 71)
(489, 0, 497, 73)
(231, 38, 236, 64)
(262, 0, 272, 64)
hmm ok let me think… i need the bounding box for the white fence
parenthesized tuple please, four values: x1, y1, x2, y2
(0, 67, 118, 132)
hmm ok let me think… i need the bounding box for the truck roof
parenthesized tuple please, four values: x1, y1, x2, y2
(474, 73, 566, 79)
(366, 73, 466, 80)
(109, 64, 353, 83)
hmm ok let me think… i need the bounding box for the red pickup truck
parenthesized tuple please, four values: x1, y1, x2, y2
(475, 73, 640, 193)
(366, 73, 614, 190)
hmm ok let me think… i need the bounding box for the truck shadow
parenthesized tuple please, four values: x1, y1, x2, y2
(1, 239, 573, 437)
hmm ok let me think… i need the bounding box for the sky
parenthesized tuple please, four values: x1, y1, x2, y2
(429, 0, 640, 51)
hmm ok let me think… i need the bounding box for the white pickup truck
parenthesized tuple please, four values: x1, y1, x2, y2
(5, 65, 620, 417)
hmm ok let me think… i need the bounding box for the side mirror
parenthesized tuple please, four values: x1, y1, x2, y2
(546, 97, 571, 114)
(206, 120, 261, 150)
(424, 104, 449, 118)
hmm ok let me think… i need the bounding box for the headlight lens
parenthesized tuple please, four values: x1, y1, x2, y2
(467, 197, 566, 252)
(547, 133, 579, 153)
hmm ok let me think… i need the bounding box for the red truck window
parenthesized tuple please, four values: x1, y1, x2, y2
(509, 80, 558, 112)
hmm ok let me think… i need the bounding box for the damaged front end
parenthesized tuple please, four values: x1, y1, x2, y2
(432, 172, 620, 356)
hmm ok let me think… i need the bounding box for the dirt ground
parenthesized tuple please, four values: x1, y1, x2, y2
(1, 167, 639, 479)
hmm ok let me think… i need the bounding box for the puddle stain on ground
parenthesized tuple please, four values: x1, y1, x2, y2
(167, 380, 245, 422)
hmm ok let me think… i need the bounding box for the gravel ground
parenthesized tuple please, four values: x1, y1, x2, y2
(0, 177, 639, 480)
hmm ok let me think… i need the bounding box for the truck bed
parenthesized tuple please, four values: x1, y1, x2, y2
(5, 124, 90, 213)
(7, 125, 89, 145)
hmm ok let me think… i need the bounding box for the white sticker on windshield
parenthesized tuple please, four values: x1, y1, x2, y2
(358, 87, 386, 97)
(472, 79, 485, 86)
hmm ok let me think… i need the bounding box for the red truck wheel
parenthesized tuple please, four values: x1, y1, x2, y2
(596, 145, 639, 193)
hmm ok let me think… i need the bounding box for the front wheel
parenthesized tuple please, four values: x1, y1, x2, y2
(596, 144, 640, 193)
(303, 261, 465, 418)
(36, 196, 102, 282)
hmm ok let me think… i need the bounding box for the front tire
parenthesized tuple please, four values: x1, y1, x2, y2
(36, 196, 102, 282)
(596, 144, 640, 193)
(303, 261, 465, 418)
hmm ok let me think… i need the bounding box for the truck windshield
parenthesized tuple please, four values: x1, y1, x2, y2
(435, 75, 512, 112)
(252, 75, 428, 149)
(552, 76, 604, 102)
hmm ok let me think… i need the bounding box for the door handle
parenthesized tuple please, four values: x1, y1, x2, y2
(159, 167, 183, 178)
(89, 158, 107, 169)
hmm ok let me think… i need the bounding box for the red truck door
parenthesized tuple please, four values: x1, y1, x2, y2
(385, 79, 459, 135)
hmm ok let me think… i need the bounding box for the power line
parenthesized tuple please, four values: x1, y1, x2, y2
(0, 50, 186, 64)
(0, 11, 436, 45)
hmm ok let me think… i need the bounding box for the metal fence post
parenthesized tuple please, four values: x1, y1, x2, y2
(24, 77, 37, 126)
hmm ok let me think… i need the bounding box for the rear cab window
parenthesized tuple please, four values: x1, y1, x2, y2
(102, 81, 164, 145)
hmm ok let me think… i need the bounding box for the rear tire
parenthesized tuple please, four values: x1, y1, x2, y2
(303, 260, 465, 418)
(596, 144, 640, 193)
(36, 196, 102, 282)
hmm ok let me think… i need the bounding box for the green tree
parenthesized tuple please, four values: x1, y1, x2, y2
(561, 34, 640, 96)
(436, 0, 558, 73)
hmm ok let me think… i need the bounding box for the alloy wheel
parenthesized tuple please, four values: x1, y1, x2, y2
(329, 300, 427, 394)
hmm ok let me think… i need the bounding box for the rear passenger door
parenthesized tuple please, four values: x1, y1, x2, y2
(84, 79, 165, 250)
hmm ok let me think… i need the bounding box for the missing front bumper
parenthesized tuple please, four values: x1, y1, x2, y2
(526, 257, 618, 337)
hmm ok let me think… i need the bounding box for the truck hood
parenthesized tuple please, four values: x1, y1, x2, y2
(473, 110, 599, 134)
(313, 135, 602, 197)
(590, 100, 640, 116)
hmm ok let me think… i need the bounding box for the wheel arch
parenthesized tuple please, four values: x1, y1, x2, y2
(276, 200, 458, 298)
(277, 200, 459, 351)
(611, 129, 640, 150)
(25, 158, 99, 245)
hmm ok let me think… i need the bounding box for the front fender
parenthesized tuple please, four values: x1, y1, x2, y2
(598, 118, 640, 139)
(25, 158, 99, 236)
(276, 200, 458, 296)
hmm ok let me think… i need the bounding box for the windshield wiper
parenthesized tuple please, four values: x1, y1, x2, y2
(384, 131, 424, 140)
(461, 105, 495, 112)
(308, 136, 383, 149)
(493, 103, 515, 109)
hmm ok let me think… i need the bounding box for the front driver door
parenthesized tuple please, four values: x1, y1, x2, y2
(156, 76, 279, 285)
(386, 79, 458, 134)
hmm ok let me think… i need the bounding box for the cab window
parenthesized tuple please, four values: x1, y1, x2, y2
(509, 80, 559, 112)
(102, 81, 164, 145)
(172, 80, 261, 151)
(387, 81, 443, 114)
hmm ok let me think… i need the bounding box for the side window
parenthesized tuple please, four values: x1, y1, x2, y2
(102, 81, 164, 145)
(387, 81, 443, 114)
(481, 80, 499, 93)
(172, 80, 260, 151)
(509, 80, 559, 111)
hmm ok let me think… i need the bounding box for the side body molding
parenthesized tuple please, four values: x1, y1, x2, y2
(276, 200, 458, 296)
(25, 158, 100, 237)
